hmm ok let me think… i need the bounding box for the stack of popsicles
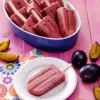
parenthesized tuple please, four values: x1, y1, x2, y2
(5, 0, 77, 38)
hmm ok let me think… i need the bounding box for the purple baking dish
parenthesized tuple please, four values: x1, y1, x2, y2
(3, 0, 81, 52)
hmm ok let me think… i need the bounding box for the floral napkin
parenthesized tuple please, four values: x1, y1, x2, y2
(0, 49, 43, 100)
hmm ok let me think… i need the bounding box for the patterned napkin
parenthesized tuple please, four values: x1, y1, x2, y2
(0, 49, 43, 100)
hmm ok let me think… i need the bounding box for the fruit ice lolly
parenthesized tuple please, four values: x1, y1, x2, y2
(42, 1, 61, 22)
(11, 7, 29, 24)
(28, 64, 65, 96)
(42, 0, 62, 8)
(26, 0, 43, 18)
(57, 8, 76, 37)
(22, 15, 39, 33)
(34, 0, 43, 7)
(7, 1, 27, 27)
(5, 0, 27, 16)
(57, 0, 76, 37)
(9, 1, 38, 33)
(34, 15, 62, 38)
(49, 0, 62, 6)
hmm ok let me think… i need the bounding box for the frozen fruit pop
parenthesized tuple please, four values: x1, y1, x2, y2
(34, 15, 62, 38)
(22, 10, 41, 33)
(26, 0, 43, 18)
(22, 15, 39, 33)
(11, 7, 29, 27)
(41, 0, 61, 22)
(28, 64, 71, 96)
(57, 0, 76, 37)
(5, 0, 27, 16)
(9, 1, 38, 33)
(11, 0, 27, 10)
(5, 1, 14, 17)
(8, 1, 27, 27)
(42, 0, 62, 8)
(34, 0, 43, 8)
(49, 0, 62, 6)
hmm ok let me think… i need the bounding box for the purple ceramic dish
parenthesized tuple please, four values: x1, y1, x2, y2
(3, 0, 81, 52)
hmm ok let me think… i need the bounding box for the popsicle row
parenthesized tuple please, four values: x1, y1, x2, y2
(5, 0, 77, 38)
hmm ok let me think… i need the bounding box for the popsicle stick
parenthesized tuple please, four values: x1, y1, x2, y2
(60, 63, 72, 72)
(31, 10, 41, 22)
(44, 0, 51, 6)
(62, 0, 67, 8)
(8, 1, 27, 22)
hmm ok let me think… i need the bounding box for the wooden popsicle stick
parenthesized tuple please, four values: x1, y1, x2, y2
(62, 0, 67, 8)
(8, 1, 27, 22)
(31, 10, 41, 22)
(44, 0, 51, 6)
(60, 63, 72, 72)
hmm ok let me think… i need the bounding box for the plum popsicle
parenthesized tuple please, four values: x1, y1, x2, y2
(8, 1, 38, 33)
(57, 0, 77, 37)
(41, 0, 61, 22)
(42, 0, 62, 8)
(34, 0, 43, 8)
(11, 7, 29, 27)
(24, 0, 43, 18)
(49, 0, 63, 6)
(28, 64, 71, 96)
(34, 0, 62, 8)
(5, 0, 27, 17)
(33, 14, 62, 38)
(22, 10, 40, 33)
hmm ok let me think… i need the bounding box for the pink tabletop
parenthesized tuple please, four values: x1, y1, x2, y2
(0, 0, 100, 100)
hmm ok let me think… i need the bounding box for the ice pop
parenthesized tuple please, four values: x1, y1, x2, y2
(26, 0, 43, 18)
(22, 14, 39, 33)
(34, 0, 43, 8)
(57, 0, 76, 37)
(42, 0, 62, 8)
(28, 64, 71, 96)
(41, 0, 61, 22)
(5, 0, 27, 16)
(9, 1, 38, 33)
(34, 15, 62, 38)
(11, 7, 29, 27)
(49, 0, 62, 6)
(8, 1, 27, 27)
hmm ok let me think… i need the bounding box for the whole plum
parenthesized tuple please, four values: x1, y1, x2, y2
(72, 50, 87, 68)
(80, 64, 100, 83)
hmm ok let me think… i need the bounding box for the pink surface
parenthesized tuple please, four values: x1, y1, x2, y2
(0, 0, 100, 100)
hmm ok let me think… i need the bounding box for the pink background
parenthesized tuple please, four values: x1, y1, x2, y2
(0, 0, 100, 100)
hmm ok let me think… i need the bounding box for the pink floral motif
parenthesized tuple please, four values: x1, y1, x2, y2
(18, 52, 30, 62)
(3, 76, 12, 84)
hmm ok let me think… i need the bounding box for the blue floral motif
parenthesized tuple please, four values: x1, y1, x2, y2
(33, 49, 42, 56)
(13, 98, 20, 100)
(0, 62, 21, 75)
